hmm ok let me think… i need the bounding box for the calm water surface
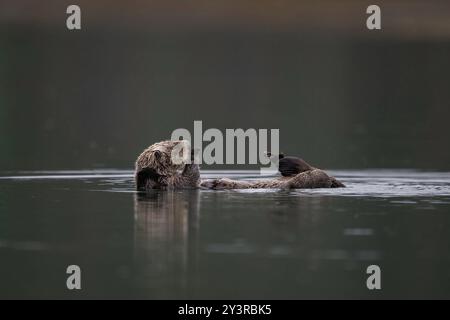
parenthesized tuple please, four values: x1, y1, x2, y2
(1, 170, 450, 299)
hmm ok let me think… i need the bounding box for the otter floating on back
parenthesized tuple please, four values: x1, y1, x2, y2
(134, 140, 345, 190)
(208, 152, 344, 189)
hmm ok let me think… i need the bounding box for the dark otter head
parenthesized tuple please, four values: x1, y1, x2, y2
(279, 156, 314, 176)
(265, 151, 315, 177)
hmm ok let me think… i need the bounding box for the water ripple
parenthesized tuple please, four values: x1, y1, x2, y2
(1, 169, 450, 198)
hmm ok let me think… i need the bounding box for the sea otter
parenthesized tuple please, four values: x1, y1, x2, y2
(134, 140, 345, 190)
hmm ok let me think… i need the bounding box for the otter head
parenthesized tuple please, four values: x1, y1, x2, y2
(135, 140, 191, 177)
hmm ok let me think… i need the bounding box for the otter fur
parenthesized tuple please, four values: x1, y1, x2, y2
(135, 140, 344, 190)
(135, 140, 201, 190)
(209, 168, 344, 190)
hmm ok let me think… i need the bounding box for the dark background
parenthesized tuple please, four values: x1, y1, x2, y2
(1, 0, 450, 171)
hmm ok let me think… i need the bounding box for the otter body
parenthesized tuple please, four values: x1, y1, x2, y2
(209, 168, 344, 190)
(135, 140, 345, 191)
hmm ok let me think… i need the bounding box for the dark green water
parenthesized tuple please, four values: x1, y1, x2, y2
(1, 30, 450, 171)
(1, 170, 450, 299)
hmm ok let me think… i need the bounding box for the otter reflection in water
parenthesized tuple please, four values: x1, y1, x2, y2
(133, 191, 200, 297)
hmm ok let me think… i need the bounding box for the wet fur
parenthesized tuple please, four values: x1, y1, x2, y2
(135, 140, 345, 190)
(209, 169, 345, 190)
(135, 140, 201, 190)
